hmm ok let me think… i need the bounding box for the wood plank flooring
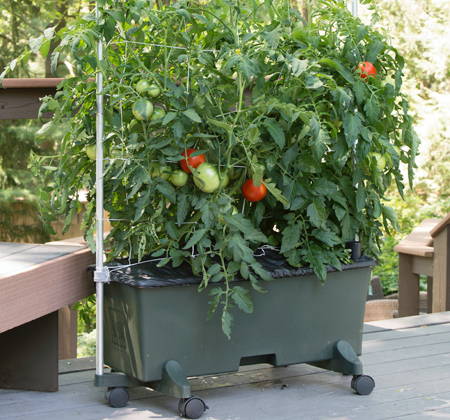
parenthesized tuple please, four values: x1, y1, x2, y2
(1, 312, 450, 419)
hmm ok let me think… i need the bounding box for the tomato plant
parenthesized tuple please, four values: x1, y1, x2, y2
(179, 148, 206, 173)
(242, 179, 267, 202)
(26, 0, 418, 337)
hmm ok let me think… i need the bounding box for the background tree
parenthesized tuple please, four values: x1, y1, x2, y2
(0, 0, 87, 242)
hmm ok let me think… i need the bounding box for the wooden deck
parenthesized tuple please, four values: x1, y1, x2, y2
(1, 312, 450, 419)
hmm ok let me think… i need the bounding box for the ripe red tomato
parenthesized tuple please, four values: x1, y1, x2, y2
(242, 179, 267, 202)
(358, 61, 377, 79)
(179, 148, 206, 173)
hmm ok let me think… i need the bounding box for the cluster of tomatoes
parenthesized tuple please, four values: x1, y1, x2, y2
(87, 62, 376, 203)
(178, 148, 268, 202)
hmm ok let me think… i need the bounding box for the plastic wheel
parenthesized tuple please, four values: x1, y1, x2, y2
(351, 375, 375, 395)
(105, 386, 129, 408)
(178, 396, 208, 419)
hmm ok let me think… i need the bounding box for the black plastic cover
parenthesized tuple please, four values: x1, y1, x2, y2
(104, 250, 376, 289)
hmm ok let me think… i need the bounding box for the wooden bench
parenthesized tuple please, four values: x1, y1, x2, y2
(394, 213, 450, 316)
(0, 241, 94, 391)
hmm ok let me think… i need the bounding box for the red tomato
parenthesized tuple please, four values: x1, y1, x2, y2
(242, 179, 267, 202)
(358, 61, 377, 79)
(179, 148, 206, 173)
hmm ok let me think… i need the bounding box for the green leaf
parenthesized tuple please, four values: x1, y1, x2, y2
(224, 214, 267, 243)
(208, 288, 222, 318)
(353, 81, 366, 105)
(252, 163, 265, 187)
(382, 205, 399, 230)
(221, 310, 233, 339)
(313, 179, 337, 195)
(172, 120, 184, 139)
(207, 263, 221, 276)
(264, 181, 289, 207)
(319, 58, 355, 84)
(343, 114, 361, 147)
(231, 286, 253, 314)
(162, 112, 177, 125)
(133, 190, 151, 222)
(264, 118, 285, 149)
(342, 214, 353, 241)
(251, 262, 272, 281)
(307, 200, 327, 228)
(240, 261, 249, 279)
(165, 221, 179, 240)
(281, 223, 301, 253)
(183, 108, 202, 123)
(211, 272, 224, 283)
(364, 97, 380, 124)
(305, 75, 323, 89)
(289, 58, 308, 77)
(207, 118, 233, 134)
(334, 204, 346, 221)
(312, 229, 340, 246)
(366, 40, 384, 63)
(39, 39, 51, 57)
(309, 253, 327, 282)
(177, 193, 189, 225)
(356, 184, 366, 211)
(228, 234, 255, 263)
(156, 182, 177, 203)
(183, 228, 207, 249)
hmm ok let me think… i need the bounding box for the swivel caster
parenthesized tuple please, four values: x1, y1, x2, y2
(351, 375, 375, 395)
(105, 386, 129, 408)
(178, 396, 208, 419)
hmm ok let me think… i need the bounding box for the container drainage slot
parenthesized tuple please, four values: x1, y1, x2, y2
(240, 354, 277, 366)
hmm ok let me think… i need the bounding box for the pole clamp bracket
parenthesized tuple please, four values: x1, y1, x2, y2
(94, 267, 110, 283)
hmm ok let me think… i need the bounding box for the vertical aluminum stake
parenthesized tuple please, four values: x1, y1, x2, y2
(351, 0, 359, 16)
(95, 2, 106, 377)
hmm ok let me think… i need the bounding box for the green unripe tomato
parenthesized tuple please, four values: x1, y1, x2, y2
(169, 170, 188, 187)
(132, 99, 153, 121)
(151, 107, 166, 121)
(85, 145, 96, 160)
(135, 80, 151, 95)
(193, 163, 220, 193)
(147, 84, 161, 98)
(151, 165, 171, 180)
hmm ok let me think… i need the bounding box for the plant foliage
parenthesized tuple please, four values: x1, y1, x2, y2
(20, 0, 417, 336)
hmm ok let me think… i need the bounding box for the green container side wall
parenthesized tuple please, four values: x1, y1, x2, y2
(104, 266, 371, 383)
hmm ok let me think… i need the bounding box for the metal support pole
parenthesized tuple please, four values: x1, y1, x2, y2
(95, 2, 106, 377)
(351, 0, 359, 16)
(351, 0, 359, 244)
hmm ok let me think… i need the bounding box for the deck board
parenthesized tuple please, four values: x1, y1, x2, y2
(1, 312, 450, 419)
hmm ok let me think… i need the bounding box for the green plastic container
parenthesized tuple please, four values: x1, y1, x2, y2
(103, 258, 374, 383)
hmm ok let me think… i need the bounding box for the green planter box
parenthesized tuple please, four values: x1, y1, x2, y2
(97, 256, 376, 416)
